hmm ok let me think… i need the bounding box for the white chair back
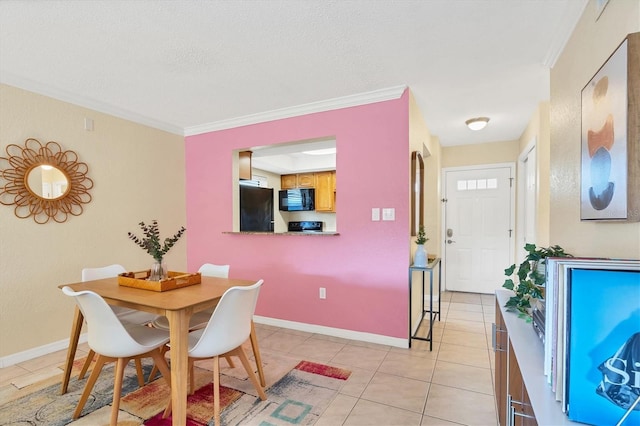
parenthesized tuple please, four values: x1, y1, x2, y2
(189, 280, 263, 358)
(62, 286, 159, 358)
(198, 263, 230, 278)
(82, 264, 126, 281)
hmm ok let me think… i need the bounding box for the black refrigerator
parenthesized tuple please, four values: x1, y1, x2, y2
(240, 185, 274, 232)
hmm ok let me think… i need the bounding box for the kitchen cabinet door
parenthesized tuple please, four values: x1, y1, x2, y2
(239, 151, 252, 180)
(281, 174, 297, 189)
(315, 171, 335, 212)
(297, 173, 315, 188)
(495, 302, 508, 426)
(508, 341, 537, 426)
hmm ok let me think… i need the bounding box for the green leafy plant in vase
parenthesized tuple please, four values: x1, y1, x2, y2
(413, 225, 429, 267)
(128, 220, 186, 280)
(502, 243, 572, 321)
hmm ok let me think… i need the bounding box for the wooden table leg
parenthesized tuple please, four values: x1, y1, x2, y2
(167, 309, 190, 426)
(61, 306, 84, 394)
(249, 321, 266, 387)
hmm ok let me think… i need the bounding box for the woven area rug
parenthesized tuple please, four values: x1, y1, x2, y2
(0, 357, 351, 425)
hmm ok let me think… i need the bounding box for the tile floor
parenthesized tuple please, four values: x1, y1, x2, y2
(0, 291, 498, 425)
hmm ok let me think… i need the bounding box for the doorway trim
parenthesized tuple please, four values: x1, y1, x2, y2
(516, 137, 538, 261)
(440, 162, 517, 291)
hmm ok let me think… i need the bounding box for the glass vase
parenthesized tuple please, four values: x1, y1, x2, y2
(150, 260, 168, 281)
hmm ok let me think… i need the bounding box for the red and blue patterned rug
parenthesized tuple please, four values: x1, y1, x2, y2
(0, 357, 351, 425)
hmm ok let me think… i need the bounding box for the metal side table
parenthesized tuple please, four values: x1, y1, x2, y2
(408, 257, 442, 350)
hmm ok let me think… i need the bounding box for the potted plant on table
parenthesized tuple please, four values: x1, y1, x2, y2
(128, 220, 186, 280)
(413, 225, 429, 267)
(502, 243, 572, 321)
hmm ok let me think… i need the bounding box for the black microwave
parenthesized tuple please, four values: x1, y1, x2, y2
(278, 188, 315, 211)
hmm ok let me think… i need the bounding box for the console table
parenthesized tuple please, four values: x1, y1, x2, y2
(408, 257, 441, 350)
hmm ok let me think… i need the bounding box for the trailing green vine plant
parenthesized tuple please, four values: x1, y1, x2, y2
(502, 243, 572, 321)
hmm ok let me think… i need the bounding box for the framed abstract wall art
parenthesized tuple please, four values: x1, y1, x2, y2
(580, 32, 639, 222)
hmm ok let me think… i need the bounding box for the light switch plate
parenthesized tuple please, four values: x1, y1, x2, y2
(382, 208, 395, 221)
(371, 208, 380, 221)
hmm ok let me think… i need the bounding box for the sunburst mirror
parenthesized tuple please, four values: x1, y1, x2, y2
(0, 138, 93, 224)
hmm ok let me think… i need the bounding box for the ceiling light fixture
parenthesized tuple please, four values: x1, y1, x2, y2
(465, 117, 490, 131)
(302, 148, 336, 156)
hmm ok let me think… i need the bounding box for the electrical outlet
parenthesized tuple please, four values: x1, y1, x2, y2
(382, 208, 395, 221)
(319, 287, 326, 299)
(371, 208, 380, 221)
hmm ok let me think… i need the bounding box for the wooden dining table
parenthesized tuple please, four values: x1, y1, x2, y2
(58, 275, 265, 426)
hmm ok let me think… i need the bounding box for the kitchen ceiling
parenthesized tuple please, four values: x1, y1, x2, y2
(0, 0, 587, 147)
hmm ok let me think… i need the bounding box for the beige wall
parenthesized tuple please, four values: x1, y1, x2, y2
(549, 0, 640, 258)
(518, 102, 551, 248)
(441, 139, 520, 169)
(409, 90, 441, 256)
(408, 90, 441, 331)
(0, 84, 187, 359)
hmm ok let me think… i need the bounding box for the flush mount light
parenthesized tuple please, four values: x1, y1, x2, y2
(302, 148, 336, 155)
(465, 117, 490, 131)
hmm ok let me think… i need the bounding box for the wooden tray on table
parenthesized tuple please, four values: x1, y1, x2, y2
(117, 270, 201, 292)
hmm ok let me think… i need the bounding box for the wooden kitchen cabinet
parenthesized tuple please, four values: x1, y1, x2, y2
(297, 173, 315, 187)
(495, 302, 537, 426)
(314, 171, 335, 212)
(508, 341, 537, 426)
(281, 172, 314, 189)
(281, 174, 298, 189)
(495, 300, 508, 426)
(239, 151, 252, 180)
(280, 171, 336, 212)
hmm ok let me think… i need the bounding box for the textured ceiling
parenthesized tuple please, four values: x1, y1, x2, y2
(0, 0, 587, 146)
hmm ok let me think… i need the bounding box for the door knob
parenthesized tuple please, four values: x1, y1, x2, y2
(447, 239, 456, 244)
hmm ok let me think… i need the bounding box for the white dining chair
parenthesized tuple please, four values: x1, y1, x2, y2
(162, 279, 266, 426)
(148, 263, 235, 381)
(150, 263, 230, 330)
(77, 264, 158, 386)
(62, 286, 172, 426)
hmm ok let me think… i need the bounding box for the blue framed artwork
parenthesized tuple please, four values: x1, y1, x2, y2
(566, 268, 640, 425)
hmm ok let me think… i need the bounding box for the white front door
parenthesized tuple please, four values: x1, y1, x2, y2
(442, 165, 515, 294)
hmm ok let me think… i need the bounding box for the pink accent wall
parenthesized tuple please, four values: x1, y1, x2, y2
(185, 90, 410, 339)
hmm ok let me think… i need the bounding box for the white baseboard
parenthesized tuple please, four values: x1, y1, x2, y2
(1, 318, 409, 368)
(253, 316, 408, 349)
(0, 333, 88, 368)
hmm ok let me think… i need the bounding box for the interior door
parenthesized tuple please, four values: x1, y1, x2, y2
(443, 165, 514, 294)
(522, 146, 537, 259)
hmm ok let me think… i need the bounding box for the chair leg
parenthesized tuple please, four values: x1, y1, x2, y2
(213, 355, 221, 426)
(134, 358, 145, 387)
(111, 357, 129, 426)
(148, 344, 169, 383)
(78, 349, 95, 380)
(189, 358, 196, 395)
(250, 321, 266, 387)
(224, 355, 236, 368)
(149, 349, 172, 388)
(234, 346, 267, 400)
(73, 355, 108, 419)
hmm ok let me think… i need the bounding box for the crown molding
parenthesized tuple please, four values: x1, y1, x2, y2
(184, 85, 408, 136)
(542, 0, 589, 68)
(1, 72, 406, 138)
(0, 72, 184, 135)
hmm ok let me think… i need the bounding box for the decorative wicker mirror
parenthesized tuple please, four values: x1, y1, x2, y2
(0, 138, 93, 223)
